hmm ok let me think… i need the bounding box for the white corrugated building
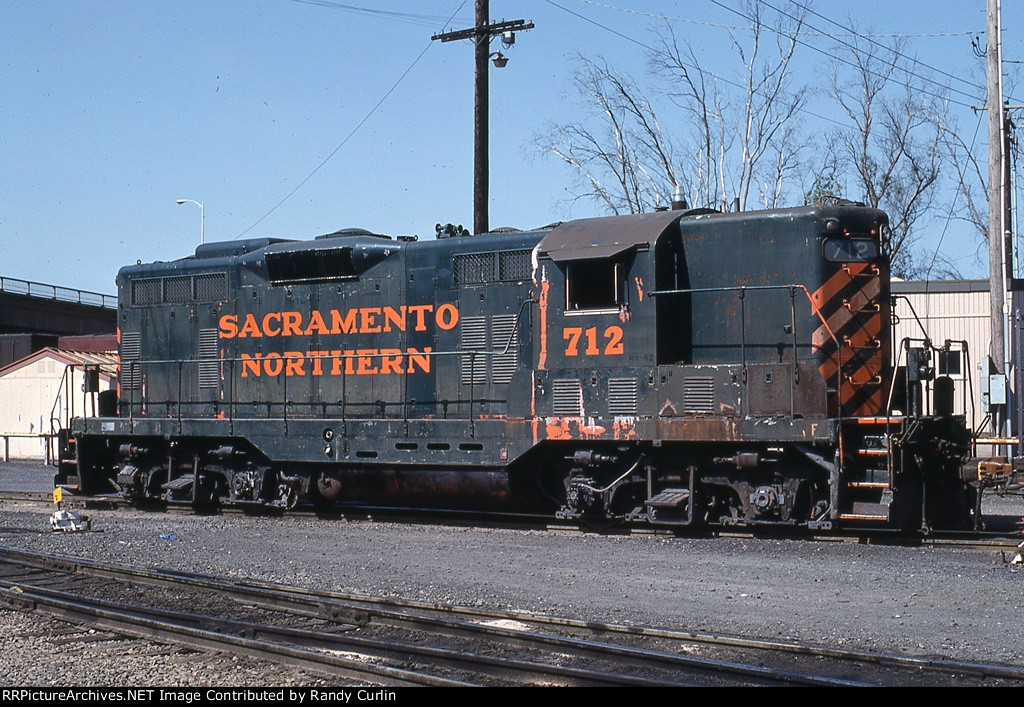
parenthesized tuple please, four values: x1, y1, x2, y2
(0, 348, 117, 460)
(890, 279, 990, 433)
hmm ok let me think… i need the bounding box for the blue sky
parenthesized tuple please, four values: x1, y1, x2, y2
(1, 0, 1020, 294)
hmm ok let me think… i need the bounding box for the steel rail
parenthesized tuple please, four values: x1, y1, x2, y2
(0, 584, 469, 687)
(0, 546, 894, 687)
(0, 579, 681, 688)
(8, 543, 1016, 682)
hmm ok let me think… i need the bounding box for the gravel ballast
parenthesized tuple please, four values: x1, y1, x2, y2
(0, 461, 1022, 684)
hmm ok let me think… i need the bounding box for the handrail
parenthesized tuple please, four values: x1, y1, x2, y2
(0, 275, 116, 309)
(113, 348, 521, 431)
(49, 364, 72, 438)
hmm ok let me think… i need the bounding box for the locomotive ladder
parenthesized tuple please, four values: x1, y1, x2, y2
(839, 416, 903, 523)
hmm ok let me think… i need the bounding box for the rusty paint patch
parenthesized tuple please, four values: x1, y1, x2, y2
(612, 419, 638, 440)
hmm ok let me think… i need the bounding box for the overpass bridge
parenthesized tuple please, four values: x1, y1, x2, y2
(0, 276, 116, 337)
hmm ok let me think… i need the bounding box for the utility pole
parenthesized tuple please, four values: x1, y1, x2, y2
(987, 0, 1007, 434)
(432, 1, 533, 235)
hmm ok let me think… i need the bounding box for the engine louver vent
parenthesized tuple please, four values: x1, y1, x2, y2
(197, 328, 220, 389)
(552, 379, 583, 416)
(682, 377, 715, 414)
(491, 314, 518, 385)
(460, 316, 487, 385)
(120, 332, 141, 390)
(607, 378, 638, 416)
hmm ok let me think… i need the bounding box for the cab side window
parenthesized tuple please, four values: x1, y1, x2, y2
(566, 260, 625, 311)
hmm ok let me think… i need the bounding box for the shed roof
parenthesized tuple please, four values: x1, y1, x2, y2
(0, 348, 118, 381)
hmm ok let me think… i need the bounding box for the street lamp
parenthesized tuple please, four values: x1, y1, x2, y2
(176, 198, 205, 245)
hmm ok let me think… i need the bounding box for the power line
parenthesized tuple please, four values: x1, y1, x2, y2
(778, 0, 984, 103)
(925, 111, 985, 281)
(579, 0, 984, 108)
(706, 0, 979, 110)
(290, 0, 467, 29)
(578, 0, 977, 39)
(235, 2, 467, 239)
(543, 0, 850, 129)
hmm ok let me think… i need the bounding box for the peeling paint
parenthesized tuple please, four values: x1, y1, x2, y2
(612, 418, 638, 440)
(545, 417, 573, 440)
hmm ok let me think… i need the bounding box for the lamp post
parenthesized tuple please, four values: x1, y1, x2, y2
(176, 199, 205, 245)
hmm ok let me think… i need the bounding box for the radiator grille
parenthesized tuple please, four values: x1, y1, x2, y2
(194, 273, 227, 300)
(499, 250, 531, 281)
(130, 272, 227, 305)
(163, 276, 192, 303)
(131, 279, 162, 306)
(454, 249, 531, 286)
(552, 379, 583, 416)
(607, 378, 638, 416)
(454, 253, 495, 285)
(197, 328, 220, 389)
(682, 377, 715, 414)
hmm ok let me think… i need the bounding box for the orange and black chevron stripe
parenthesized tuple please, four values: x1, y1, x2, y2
(810, 262, 889, 417)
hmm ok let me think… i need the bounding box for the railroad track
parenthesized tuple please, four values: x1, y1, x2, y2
(0, 546, 1020, 686)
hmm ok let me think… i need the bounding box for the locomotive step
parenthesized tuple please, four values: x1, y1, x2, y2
(161, 476, 195, 491)
(839, 513, 890, 522)
(841, 501, 890, 522)
(646, 488, 691, 509)
(849, 417, 905, 426)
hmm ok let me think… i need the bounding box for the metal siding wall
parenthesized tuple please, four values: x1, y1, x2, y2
(0, 356, 115, 460)
(892, 283, 988, 432)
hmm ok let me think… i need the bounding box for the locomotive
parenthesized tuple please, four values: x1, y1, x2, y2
(56, 203, 976, 530)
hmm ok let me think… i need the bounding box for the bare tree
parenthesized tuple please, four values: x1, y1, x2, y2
(942, 117, 988, 242)
(536, 57, 680, 214)
(652, 0, 807, 211)
(537, 0, 808, 214)
(827, 36, 945, 278)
